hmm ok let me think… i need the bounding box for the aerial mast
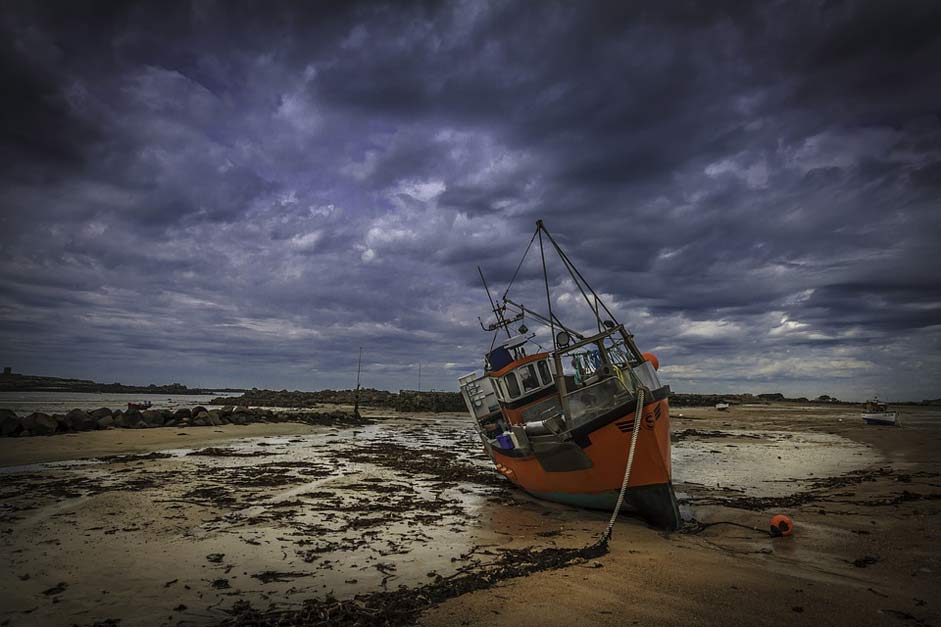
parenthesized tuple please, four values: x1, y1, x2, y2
(352, 347, 363, 419)
(478, 265, 512, 339)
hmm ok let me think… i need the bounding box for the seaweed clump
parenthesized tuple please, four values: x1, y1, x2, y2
(222, 542, 608, 626)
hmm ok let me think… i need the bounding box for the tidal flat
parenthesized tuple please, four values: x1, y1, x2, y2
(0, 403, 938, 626)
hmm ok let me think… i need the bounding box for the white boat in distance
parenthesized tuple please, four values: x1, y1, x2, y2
(715, 402, 730, 411)
(861, 397, 898, 426)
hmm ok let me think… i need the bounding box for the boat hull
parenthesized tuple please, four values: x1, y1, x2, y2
(525, 482, 680, 530)
(862, 413, 898, 426)
(489, 395, 680, 529)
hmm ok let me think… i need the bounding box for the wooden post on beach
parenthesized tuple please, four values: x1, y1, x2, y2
(353, 347, 363, 419)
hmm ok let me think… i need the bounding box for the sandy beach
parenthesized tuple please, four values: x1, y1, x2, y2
(1, 402, 938, 626)
(424, 405, 941, 626)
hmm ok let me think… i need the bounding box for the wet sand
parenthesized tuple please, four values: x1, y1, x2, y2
(424, 404, 941, 627)
(1, 403, 938, 626)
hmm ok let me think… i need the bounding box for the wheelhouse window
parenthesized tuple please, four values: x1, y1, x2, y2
(491, 379, 503, 401)
(520, 364, 539, 392)
(537, 360, 552, 386)
(504, 373, 522, 398)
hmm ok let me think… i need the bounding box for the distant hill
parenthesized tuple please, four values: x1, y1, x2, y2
(0, 371, 242, 395)
(668, 392, 846, 407)
(670, 392, 939, 407)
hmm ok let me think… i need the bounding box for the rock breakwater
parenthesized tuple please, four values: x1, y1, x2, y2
(0, 406, 368, 438)
(212, 388, 467, 413)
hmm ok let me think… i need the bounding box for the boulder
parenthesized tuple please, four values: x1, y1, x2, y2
(193, 411, 210, 427)
(141, 410, 165, 427)
(192, 406, 207, 416)
(173, 408, 192, 420)
(0, 410, 21, 436)
(90, 407, 113, 419)
(220, 406, 234, 416)
(114, 411, 142, 429)
(96, 415, 115, 429)
(27, 412, 58, 436)
(65, 409, 96, 431)
(208, 409, 228, 425)
(231, 413, 250, 425)
(159, 409, 173, 421)
(20, 413, 35, 433)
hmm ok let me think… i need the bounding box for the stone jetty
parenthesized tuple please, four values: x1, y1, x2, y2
(0, 405, 368, 438)
(212, 387, 467, 413)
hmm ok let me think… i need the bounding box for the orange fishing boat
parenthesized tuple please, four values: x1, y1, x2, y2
(458, 221, 680, 529)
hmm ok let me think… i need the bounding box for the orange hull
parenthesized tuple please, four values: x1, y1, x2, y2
(491, 396, 672, 493)
(486, 394, 680, 528)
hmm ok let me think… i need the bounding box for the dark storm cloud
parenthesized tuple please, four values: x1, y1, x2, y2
(0, 1, 939, 399)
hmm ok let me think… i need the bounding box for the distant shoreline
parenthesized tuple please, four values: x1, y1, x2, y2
(2, 371, 938, 406)
(0, 372, 244, 395)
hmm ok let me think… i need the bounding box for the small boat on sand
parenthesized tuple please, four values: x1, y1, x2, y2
(861, 397, 898, 426)
(715, 402, 730, 411)
(458, 221, 680, 530)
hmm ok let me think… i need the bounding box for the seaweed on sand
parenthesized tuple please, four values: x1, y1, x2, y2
(187, 447, 278, 457)
(336, 441, 506, 488)
(222, 543, 608, 626)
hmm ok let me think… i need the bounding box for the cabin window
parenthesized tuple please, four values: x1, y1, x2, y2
(504, 373, 521, 398)
(537, 360, 552, 385)
(520, 364, 539, 392)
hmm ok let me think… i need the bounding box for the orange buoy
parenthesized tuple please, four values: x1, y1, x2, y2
(770, 514, 794, 537)
(642, 352, 659, 371)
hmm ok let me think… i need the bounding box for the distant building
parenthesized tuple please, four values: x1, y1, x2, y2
(2, 367, 10, 376)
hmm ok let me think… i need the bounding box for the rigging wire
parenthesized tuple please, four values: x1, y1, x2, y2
(536, 224, 603, 328)
(541, 226, 620, 325)
(501, 229, 539, 301)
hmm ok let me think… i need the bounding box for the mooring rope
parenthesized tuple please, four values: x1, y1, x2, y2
(597, 386, 646, 546)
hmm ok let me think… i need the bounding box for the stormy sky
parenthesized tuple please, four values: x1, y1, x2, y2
(1, 1, 939, 400)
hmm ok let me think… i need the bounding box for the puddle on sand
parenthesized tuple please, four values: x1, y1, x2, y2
(673, 429, 880, 497)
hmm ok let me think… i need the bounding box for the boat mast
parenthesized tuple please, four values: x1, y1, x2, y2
(536, 222, 616, 327)
(536, 221, 645, 363)
(536, 220, 556, 350)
